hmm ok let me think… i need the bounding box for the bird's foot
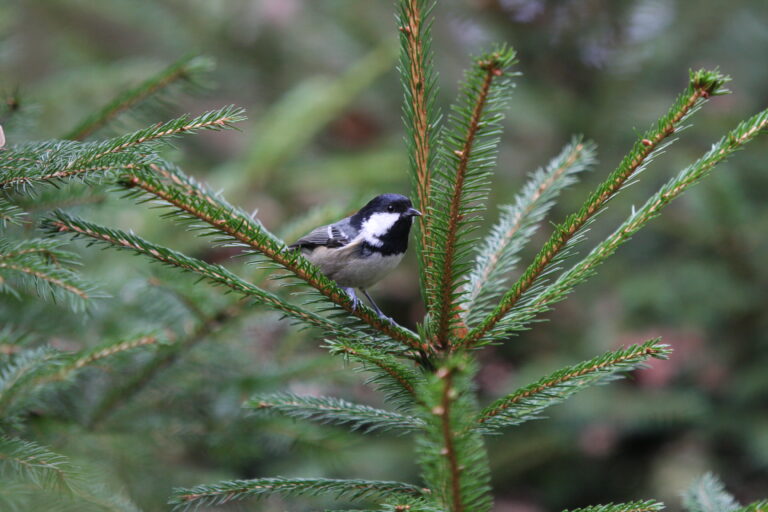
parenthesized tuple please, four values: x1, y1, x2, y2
(343, 287, 360, 311)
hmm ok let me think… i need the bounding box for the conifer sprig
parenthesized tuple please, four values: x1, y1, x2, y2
(428, 46, 517, 346)
(88, 304, 242, 427)
(496, 108, 768, 336)
(326, 339, 423, 404)
(43, 211, 349, 336)
(475, 339, 670, 432)
(0, 436, 79, 494)
(736, 502, 768, 512)
(397, 0, 441, 298)
(562, 500, 665, 512)
(246, 393, 426, 433)
(0, 238, 97, 311)
(0, 346, 67, 419)
(119, 163, 423, 350)
(683, 474, 739, 512)
(55, 334, 162, 381)
(460, 69, 730, 348)
(169, 477, 429, 511)
(0, 140, 138, 191)
(418, 358, 491, 512)
(0, 106, 243, 191)
(82, 104, 244, 164)
(65, 54, 214, 141)
(0, 198, 25, 226)
(464, 137, 595, 325)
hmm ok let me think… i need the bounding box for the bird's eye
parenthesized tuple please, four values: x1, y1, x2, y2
(387, 205, 394, 212)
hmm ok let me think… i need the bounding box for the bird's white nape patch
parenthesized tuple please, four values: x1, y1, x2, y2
(361, 212, 400, 245)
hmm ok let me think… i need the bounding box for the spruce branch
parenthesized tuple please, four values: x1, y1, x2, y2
(326, 339, 424, 405)
(0, 346, 67, 419)
(459, 69, 729, 348)
(324, 499, 444, 512)
(87, 305, 241, 428)
(418, 358, 491, 512)
(65, 54, 214, 141)
(736, 502, 768, 512)
(119, 163, 423, 350)
(43, 210, 349, 336)
(397, 0, 441, 299)
(0, 106, 242, 192)
(428, 45, 518, 347)
(563, 500, 665, 512)
(0, 198, 25, 226)
(0, 238, 97, 311)
(0, 238, 79, 267)
(53, 334, 162, 383)
(0, 436, 79, 494)
(497, 108, 768, 336)
(464, 137, 595, 325)
(682, 474, 739, 512)
(0, 436, 142, 511)
(81, 104, 245, 165)
(246, 393, 426, 434)
(169, 477, 428, 511)
(475, 339, 670, 432)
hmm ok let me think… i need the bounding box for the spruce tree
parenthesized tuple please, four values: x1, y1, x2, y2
(1, 1, 766, 511)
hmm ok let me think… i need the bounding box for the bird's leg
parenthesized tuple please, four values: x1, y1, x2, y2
(343, 287, 359, 311)
(361, 289, 390, 320)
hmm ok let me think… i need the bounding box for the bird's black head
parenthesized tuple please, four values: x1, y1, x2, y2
(351, 194, 421, 255)
(354, 193, 420, 219)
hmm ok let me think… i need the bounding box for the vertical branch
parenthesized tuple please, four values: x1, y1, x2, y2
(397, 0, 440, 300)
(418, 358, 492, 512)
(436, 367, 463, 512)
(429, 48, 517, 348)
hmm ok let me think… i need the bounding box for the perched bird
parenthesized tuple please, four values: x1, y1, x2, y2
(289, 193, 421, 318)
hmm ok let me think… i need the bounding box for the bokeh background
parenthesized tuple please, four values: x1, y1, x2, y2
(2, 0, 767, 510)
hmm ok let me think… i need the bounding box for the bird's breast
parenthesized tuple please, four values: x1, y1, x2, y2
(302, 243, 404, 289)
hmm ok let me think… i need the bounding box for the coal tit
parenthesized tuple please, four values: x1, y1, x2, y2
(289, 193, 421, 317)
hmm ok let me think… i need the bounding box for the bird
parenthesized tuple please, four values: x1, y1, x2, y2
(288, 193, 421, 318)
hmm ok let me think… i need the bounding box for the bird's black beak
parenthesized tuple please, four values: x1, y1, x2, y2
(406, 207, 422, 217)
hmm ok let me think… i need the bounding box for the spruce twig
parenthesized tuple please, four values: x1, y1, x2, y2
(326, 339, 424, 404)
(475, 339, 670, 432)
(0, 239, 97, 312)
(43, 211, 351, 335)
(88, 304, 241, 428)
(463, 137, 595, 324)
(0, 106, 244, 191)
(397, 0, 441, 300)
(460, 69, 731, 348)
(65, 54, 213, 141)
(418, 358, 491, 512)
(735, 502, 768, 512)
(0, 436, 79, 494)
(496, 108, 768, 336)
(683, 474, 739, 512)
(562, 501, 665, 512)
(246, 393, 426, 433)
(428, 46, 517, 346)
(169, 477, 429, 511)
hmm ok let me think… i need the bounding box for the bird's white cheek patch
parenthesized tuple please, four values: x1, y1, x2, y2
(362, 212, 400, 237)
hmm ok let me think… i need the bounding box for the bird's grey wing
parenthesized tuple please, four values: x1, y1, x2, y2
(288, 221, 352, 249)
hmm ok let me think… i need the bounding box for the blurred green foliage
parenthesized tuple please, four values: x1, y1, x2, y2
(1, 1, 767, 510)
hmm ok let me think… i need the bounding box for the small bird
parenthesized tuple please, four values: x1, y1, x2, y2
(289, 193, 421, 318)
